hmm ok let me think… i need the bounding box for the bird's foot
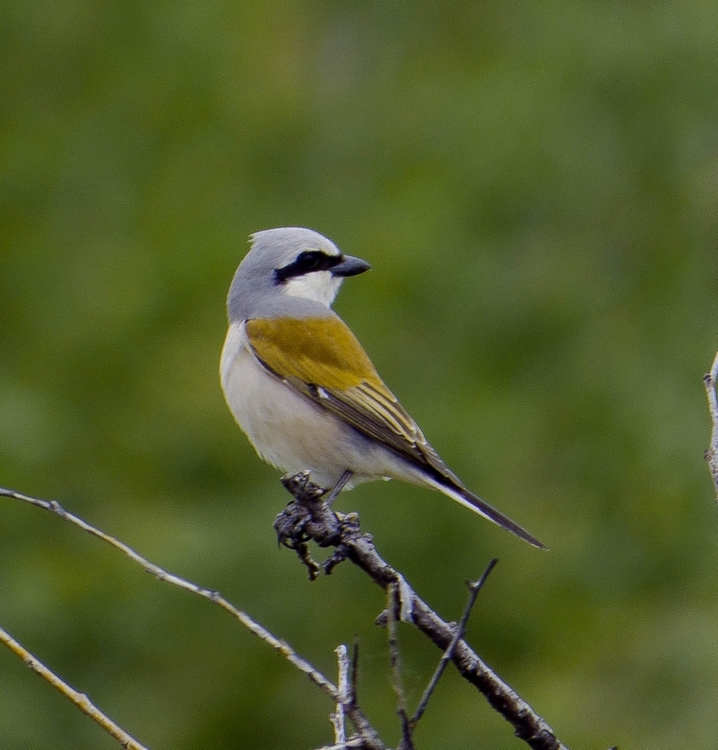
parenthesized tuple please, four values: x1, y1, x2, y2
(274, 471, 361, 580)
(280, 470, 325, 502)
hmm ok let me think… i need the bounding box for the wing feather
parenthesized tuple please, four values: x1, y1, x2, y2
(245, 317, 460, 485)
(245, 316, 546, 548)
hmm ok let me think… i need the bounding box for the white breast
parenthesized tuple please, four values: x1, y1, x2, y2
(219, 321, 425, 491)
(220, 322, 352, 486)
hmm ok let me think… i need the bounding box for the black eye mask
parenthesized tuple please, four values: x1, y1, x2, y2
(273, 250, 343, 284)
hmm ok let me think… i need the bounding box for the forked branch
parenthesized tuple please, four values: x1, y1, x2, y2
(275, 476, 568, 750)
(0, 487, 384, 750)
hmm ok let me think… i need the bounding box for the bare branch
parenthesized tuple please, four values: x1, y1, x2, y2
(2, 476, 567, 749)
(703, 350, 718, 494)
(0, 486, 385, 750)
(350, 534, 565, 749)
(349, 639, 360, 711)
(411, 558, 498, 729)
(386, 584, 414, 750)
(276, 487, 569, 750)
(331, 645, 350, 744)
(0, 624, 148, 750)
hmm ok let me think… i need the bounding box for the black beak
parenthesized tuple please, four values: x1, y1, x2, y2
(331, 254, 371, 277)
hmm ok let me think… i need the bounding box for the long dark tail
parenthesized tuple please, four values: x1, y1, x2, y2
(429, 477, 547, 549)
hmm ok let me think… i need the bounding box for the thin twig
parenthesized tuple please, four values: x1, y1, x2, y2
(331, 645, 350, 744)
(386, 584, 414, 750)
(349, 638, 360, 709)
(703, 350, 718, 495)
(0, 488, 339, 699)
(275, 491, 568, 750)
(0, 487, 386, 750)
(410, 558, 498, 729)
(0, 625, 149, 750)
(349, 534, 565, 749)
(340, 640, 386, 749)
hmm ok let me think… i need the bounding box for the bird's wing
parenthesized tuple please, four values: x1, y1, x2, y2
(244, 316, 460, 484)
(245, 316, 547, 549)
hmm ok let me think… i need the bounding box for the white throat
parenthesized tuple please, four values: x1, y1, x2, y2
(282, 271, 342, 307)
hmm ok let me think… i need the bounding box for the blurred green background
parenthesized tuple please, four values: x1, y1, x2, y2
(1, 1, 717, 748)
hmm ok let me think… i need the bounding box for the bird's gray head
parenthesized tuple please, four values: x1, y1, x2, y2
(227, 227, 371, 322)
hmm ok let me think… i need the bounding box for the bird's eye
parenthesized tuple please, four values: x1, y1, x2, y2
(297, 251, 322, 271)
(274, 249, 340, 284)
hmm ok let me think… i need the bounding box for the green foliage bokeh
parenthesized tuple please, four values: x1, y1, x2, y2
(1, 1, 717, 748)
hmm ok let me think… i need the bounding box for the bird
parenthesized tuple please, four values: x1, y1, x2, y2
(220, 227, 545, 549)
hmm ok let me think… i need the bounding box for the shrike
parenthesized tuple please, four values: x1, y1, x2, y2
(220, 227, 544, 549)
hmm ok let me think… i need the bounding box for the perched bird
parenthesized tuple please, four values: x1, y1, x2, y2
(220, 227, 544, 549)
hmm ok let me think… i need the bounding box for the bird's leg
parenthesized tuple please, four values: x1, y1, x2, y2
(323, 470, 354, 507)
